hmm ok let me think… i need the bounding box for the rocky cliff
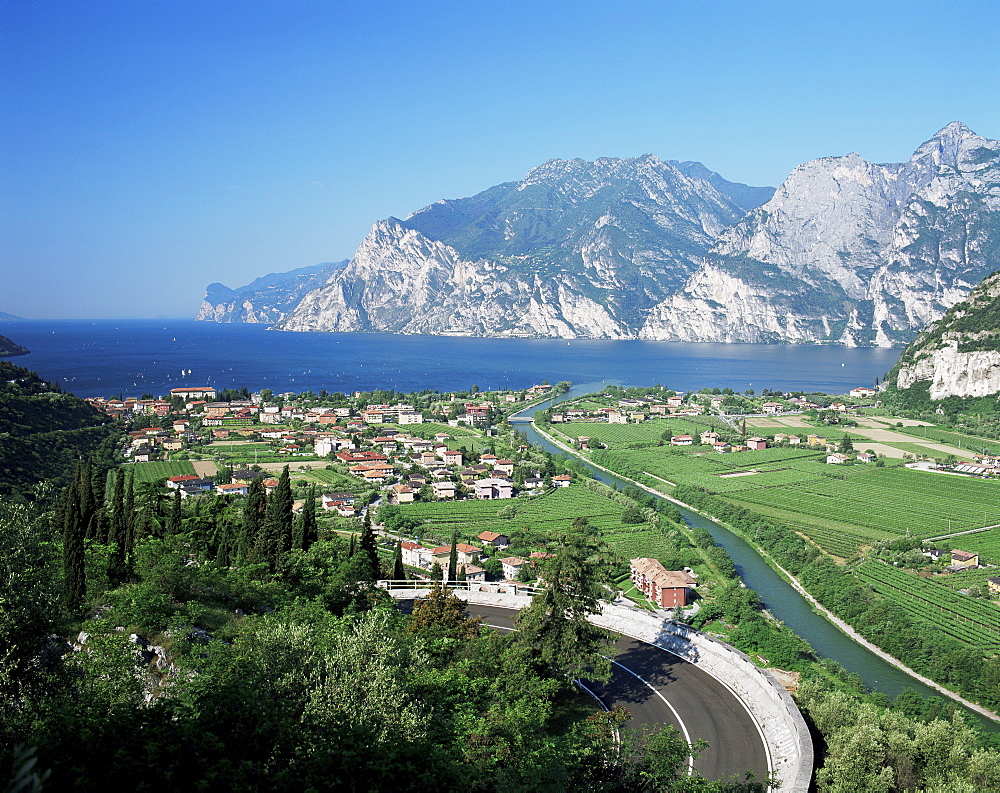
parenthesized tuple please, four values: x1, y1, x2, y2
(639, 122, 1000, 345)
(197, 261, 346, 323)
(894, 270, 1000, 399)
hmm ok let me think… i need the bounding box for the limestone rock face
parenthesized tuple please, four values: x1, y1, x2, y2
(641, 122, 1000, 346)
(894, 270, 1000, 399)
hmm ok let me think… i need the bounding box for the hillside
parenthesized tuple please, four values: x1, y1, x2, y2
(0, 361, 119, 498)
(0, 334, 29, 357)
(893, 270, 1000, 402)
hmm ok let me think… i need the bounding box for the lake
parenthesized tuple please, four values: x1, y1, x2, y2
(4, 319, 902, 398)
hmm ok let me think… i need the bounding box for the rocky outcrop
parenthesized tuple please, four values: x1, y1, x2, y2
(197, 261, 346, 323)
(894, 270, 1000, 399)
(0, 334, 29, 357)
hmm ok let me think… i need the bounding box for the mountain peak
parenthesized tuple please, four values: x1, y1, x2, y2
(932, 120, 976, 140)
(911, 121, 991, 168)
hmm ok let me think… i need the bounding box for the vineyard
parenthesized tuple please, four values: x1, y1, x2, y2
(728, 467, 1000, 544)
(894, 424, 1000, 455)
(936, 566, 1000, 592)
(128, 460, 196, 482)
(943, 527, 1000, 565)
(854, 560, 1000, 652)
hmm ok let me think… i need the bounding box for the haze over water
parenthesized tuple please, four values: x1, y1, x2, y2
(8, 319, 902, 398)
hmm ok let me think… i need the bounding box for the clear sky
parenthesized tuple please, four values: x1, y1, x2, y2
(2, 0, 998, 319)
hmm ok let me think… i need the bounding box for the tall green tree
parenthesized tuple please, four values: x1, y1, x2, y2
(106, 468, 127, 587)
(257, 466, 293, 572)
(240, 478, 266, 561)
(123, 472, 135, 576)
(447, 531, 458, 583)
(514, 528, 616, 683)
(293, 485, 318, 552)
(392, 540, 405, 581)
(167, 488, 182, 536)
(358, 509, 379, 582)
(61, 464, 87, 613)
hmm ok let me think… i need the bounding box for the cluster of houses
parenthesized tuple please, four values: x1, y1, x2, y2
(395, 530, 557, 583)
(657, 428, 877, 463)
(164, 469, 293, 500)
(316, 432, 572, 514)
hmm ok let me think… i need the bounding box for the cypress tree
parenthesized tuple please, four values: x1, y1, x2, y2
(123, 472, 136, 576)
(392, 540, 405, 581)
(348, 533, 357, 558)
(168, 488, 182, 535)
(107, 468, 127, 587)
(301, 485, 318, 551)
(259, 466, 293, 571)
(241, 478, 266, 562)
(447, 531, 458, 584)
(62, 464, 87, 614)
(359, 509, 379, 581)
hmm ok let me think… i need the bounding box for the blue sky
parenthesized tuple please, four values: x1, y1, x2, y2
(2, 0, 998, 319)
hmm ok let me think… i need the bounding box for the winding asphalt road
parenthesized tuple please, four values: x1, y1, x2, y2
(463, 604, 769, 783)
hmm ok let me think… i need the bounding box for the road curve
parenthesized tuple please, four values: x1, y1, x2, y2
(465, 604, 769, 783)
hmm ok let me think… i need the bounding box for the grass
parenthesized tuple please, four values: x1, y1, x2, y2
(128, 460, 196, 482)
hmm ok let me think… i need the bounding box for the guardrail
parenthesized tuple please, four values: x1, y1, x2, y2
(376, 579, 544, 596)
(379, 581, 813, 791)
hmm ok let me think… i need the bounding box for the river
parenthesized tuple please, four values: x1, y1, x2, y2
(514, 383, 999, 732)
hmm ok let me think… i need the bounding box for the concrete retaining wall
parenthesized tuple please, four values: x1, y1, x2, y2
(385, 586, 813, 791)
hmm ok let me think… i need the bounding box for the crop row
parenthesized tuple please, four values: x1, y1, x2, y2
(855, 560, 1000, 634)
(128, 460, 196, 482)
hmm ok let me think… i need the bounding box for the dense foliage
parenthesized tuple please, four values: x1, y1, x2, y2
(0, 361, 119, 499)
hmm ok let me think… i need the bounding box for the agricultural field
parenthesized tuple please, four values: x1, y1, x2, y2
(936, 565, 1000, 593)
(590, 438, 1000, 558)
(727, 467, 1000, 554)
(893, 425, 1000, 456)
(943, 527, 1000, 565)
(127, 460, 196, 482)
(395, 486, 628, 546)
(854, 560, 1000, 652)
(558, 419, 691, 448)
(593, 447, 828, 492)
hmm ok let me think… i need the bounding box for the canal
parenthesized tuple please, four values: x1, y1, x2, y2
(513, 383, 999, 731)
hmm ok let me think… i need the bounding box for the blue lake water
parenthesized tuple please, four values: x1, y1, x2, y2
(4, 319, 902, 398)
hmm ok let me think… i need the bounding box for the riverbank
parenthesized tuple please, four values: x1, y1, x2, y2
(530, 418, 1000, 723)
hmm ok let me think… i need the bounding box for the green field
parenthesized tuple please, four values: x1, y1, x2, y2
(589, 438, 1000, 558)
(854, 560, 1000, 651)
(936, 565, 1000, 592)
(944, 527, 1000, 565)
(400, 486, 628, 543)
(729, 468, 1000, 540)
(893, 425, 1000, 456)
(560, 419, 719, 448)
(128, 460, 196, 482)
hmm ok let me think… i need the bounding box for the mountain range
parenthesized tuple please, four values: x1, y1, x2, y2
(199, 123, 1000, 346)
